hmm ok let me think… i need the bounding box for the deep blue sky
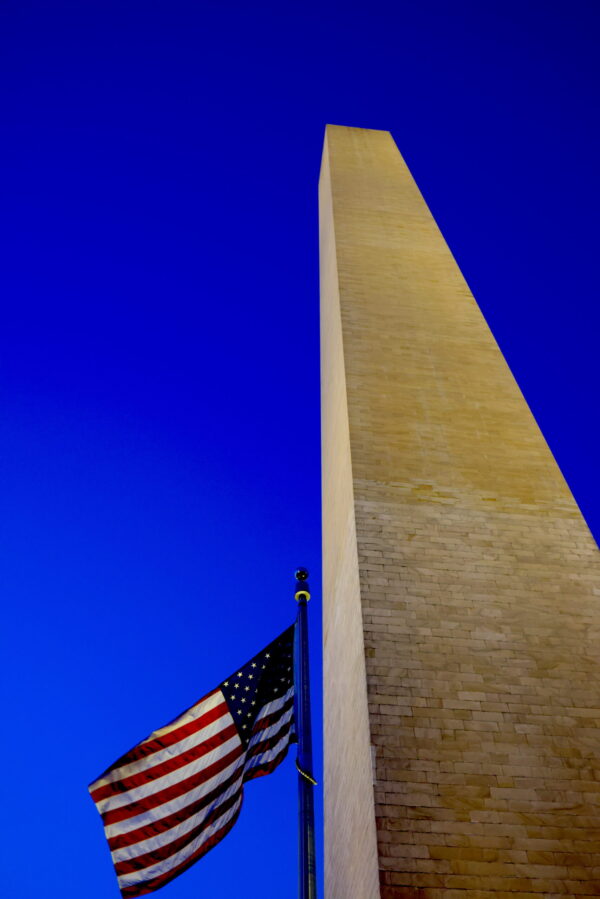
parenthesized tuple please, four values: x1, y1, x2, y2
(1, 2, 598, 897)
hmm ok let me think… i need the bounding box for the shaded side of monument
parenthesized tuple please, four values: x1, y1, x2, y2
(320, 125, 600, 898)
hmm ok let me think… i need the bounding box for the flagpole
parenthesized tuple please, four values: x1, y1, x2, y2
(294, 568, 317, 899)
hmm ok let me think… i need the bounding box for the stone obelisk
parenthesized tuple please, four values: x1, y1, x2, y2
(320, 125, 600, 898)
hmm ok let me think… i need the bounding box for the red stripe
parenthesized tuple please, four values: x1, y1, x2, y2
(92, 692, 225, 782)
(243, 742, 291, 784)
(91, 721, 236, 803)
(101, 743, 243, 826)
(114, 718, 293, 894)
(108, 759, 244, 851)
(253, 695, 294, 733)
(119, 803, 243, 898)
(115, 789, 242, 876)
(246, 719, 292, 762)
(110, 720, 293, 851)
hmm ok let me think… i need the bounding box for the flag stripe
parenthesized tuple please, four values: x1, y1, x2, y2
(246, 719, 293, 764)
(243, 736, 293, 783)
(117, 737, 293, 899)
(255, 687, 293, 722)
(92, 698, 229, 796)
(119, 802, 243, 899)
(101, 739, 243, 826)
(112, 769, 245, 866)
(251, 693, 294, 734)
(107, 754, 246, 850)
(249, 697, 293, 743)
(117, 727, 293, 887)
(118, 793, 244, 890)
(96, 726, 240, 818)
(111, 712, 294, 863)
(244, 723, 294, 774)
(114, 781, 243, 874)
(247, 715, 293, 763)
(91, 718, 237, 803)
(101, 728, 242, 838)
(92, 691, 226, 787)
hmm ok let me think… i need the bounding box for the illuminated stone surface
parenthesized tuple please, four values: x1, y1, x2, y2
(320, 125, 600, 898)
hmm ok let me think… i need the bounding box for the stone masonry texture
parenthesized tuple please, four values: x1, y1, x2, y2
(319, 125, 600, 899)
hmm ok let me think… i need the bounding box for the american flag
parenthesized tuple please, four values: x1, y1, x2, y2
(89, 625, 295, 897)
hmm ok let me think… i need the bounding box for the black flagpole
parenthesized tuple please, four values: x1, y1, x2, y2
(294, 568, 317, 899)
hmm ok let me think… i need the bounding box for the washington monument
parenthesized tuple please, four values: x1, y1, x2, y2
(320, 125, 600, 898)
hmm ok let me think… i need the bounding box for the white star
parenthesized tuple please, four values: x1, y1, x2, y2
(230, 695, 236, 700)
(247, 712, 251, 717)
(237, 672, 243, 677)
(266, 653, 271, 659)
(241, 698, 246, 703)
(242, 724, 246, 729)
(245, 686, 250, 692)
(248, 674, 253, 680)
(234, 682, 239, 688)
(251, 701, 256, 706)
(251, 663, 257, 668)
(224, 680, 229, 686)
(237, 710, 243, 715)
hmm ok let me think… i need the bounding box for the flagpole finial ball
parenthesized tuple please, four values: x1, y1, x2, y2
(294, 568, 310, 601)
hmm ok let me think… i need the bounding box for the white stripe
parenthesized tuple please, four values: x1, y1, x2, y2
(103, 751, 245, 840)
(255, 686, 294, 722)
(114, 708, 294, 885)
(111, 769, 245, 864)
(90, 692, 227, 791)
(117, 794, 243, 888)
(248, 705, 294, 751)
(135, 690, 223, 746)
(92, 701, 230, 795)
(105, 710, 293, 847)
(95, 724, 240, 815)
(243, 727, 292, 774)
